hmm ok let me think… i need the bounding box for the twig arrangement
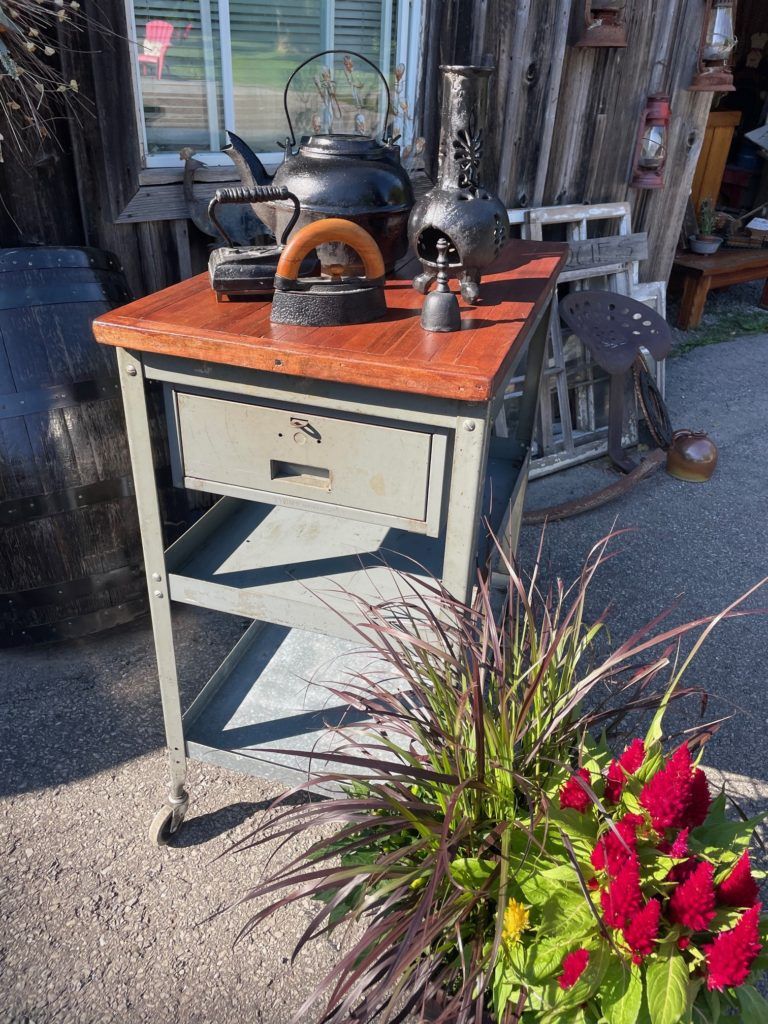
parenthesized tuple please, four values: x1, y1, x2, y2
(0, 0, 90, 157)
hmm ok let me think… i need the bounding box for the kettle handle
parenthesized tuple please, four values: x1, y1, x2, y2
(275, 219, 385, 284)
(282, 50, 393, 149)
(208, 185, 301, 247)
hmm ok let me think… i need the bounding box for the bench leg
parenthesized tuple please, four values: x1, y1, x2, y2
(677, 276, 710, 330)
(760, 279, 768, 310)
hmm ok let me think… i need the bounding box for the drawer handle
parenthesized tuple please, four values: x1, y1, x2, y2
(270, 460, 331, 490)
(290, 417, 322, 442)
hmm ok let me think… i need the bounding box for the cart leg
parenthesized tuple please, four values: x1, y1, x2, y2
(116, 348, 189, 843)
(441, 403, 490, 605)
(496, 302, 553, 571)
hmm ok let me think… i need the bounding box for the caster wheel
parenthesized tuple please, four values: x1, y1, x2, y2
(149, 800, 188, 846)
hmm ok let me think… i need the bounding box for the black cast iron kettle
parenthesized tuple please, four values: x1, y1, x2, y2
(222, 50, 414, 275)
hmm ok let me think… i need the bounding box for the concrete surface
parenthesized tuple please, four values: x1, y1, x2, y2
(1, 332, 767, 1024)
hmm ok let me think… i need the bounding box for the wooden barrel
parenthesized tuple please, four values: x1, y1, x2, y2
(0, 246, 179, 646)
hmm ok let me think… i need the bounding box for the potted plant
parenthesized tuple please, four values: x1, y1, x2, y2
(690, 199, 724, 255)
(231, 538, 767, 1023)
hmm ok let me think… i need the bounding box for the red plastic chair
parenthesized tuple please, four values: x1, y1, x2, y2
(138, 20, 174, 80)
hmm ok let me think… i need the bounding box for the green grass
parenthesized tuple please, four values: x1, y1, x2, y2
(673, 308, 768, 356)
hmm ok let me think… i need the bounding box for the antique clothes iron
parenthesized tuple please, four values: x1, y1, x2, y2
(223, 51, 414, 276)
(207, 184, 319, 300)
(271, 219, 386, 326)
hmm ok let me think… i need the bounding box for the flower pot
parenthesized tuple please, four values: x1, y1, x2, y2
(689, 235, 723, 255)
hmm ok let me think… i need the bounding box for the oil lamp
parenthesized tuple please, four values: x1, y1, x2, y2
(690, 0, 737, 91)
(630, 95, 672, 190)
(576, 0, 628, 48)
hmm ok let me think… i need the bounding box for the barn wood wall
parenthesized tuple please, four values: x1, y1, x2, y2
(0, 0, 208, 298)
(427, 0, 713, 284)
(2, 0, 713, 293)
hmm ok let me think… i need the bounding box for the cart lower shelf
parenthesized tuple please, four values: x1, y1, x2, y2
(166, 454, 522, 642)
(183, 618, 397, 788)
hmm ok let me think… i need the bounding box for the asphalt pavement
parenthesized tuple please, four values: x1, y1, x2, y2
(1, 332, 767, 1024)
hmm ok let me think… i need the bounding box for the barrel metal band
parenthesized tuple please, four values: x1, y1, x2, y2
(0, 475, 136, 523)
(0, 597, 148, 647)
(0, 467, 173, 524)
(0, 281, 130, 312)
(0, 376, 120, 420)
(3, 564, 145, 610)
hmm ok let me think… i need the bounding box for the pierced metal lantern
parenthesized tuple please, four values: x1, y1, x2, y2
(690, 0, 737, 92)
(630, 95, 671, 190)
(576, 0, 628, 48)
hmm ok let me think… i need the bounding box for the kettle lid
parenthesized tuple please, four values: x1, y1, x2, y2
(298, 134, 389, 160)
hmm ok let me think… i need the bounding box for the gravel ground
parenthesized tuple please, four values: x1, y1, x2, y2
(1, 330, 767, 1024)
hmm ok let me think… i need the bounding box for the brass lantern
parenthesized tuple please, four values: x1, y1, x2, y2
(691, 0, 737, 91)
(631, 95, 672, 190)
(576, 0, 628, 48)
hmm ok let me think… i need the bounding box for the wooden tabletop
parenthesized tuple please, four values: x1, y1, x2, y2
(93, 239, 567, 402)
(673, 248, 768, 276)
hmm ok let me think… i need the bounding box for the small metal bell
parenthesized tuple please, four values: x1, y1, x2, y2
(420, 237, 461, 333)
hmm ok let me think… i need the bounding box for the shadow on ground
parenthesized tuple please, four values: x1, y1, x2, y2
(0, 607, 248, 798)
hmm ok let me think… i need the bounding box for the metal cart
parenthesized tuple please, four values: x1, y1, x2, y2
(92, 240, 566, 844)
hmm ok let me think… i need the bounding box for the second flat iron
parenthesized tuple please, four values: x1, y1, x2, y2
(207, 185, 318, 301)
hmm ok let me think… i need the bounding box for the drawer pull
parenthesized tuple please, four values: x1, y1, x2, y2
(290, 417, 322, 442)
(270, 460, 331, 490)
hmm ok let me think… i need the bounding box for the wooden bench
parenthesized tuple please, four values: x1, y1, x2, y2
(672, 249, 768, 329)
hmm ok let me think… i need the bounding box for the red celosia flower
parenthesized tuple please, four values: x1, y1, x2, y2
(669, 860, 716, 931)
(605, 739, 646, 802)
(591, 814, 642, 876)
(670, 828, 691, 859)
(623, 898, 661, 959)
(678, 936, 691, 950)
(601, 852, 643, 929)
(560, 768, 592, 814)
(705, 904, 763, 991)
(717, 852, 760, 908)
(640, 744, 693, 830)
(587, 877, 599, 891)
(659, 827, 691, 860)
(558, 948, 590, 990)
(685, 768, 711, 828)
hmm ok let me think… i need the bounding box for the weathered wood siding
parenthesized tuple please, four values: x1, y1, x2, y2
(422, 0, 714, 283)
(1, 0, 714, 293)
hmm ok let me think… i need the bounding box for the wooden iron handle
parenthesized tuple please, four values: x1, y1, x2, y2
(275, 218, 385, 282)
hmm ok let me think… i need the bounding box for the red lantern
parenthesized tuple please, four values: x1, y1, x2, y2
(690, 0, 737, 92)
(576, 0, 628, 48)
(631, 95, 672, 190)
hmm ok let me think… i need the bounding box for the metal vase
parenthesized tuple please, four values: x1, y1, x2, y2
(408, 65, 509, 303)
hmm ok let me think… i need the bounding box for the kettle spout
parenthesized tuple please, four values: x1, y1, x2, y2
(224, 130, 273, 186)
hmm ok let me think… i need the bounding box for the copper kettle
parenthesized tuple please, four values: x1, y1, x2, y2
(666, 430, 718, 482)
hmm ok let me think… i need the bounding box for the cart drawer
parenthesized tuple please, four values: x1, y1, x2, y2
(173, 391, 444, 530)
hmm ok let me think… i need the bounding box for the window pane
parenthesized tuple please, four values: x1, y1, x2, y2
(229, 0, 325, 151)
(131, 0, 405, 159)
(132, 1, 226, 155)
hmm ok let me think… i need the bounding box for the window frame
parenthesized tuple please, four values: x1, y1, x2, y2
(125, 0, 423, 170)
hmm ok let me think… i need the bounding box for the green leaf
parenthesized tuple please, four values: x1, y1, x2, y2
(525, 940, 566, 983)
(549, 806, 600, 843)
(691, 812, 766, 856)
(449, 856, 496, 889)
(539, 890, 598, 943)
(601, 960, 643, 1024)
(646, 951, 690, 1024)
(696, 987, 720, 1024)
(737, 985, 768, 1024)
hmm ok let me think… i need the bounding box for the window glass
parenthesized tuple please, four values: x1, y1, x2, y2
(132, 1, 226, 155)
(130, 0, 408, 161)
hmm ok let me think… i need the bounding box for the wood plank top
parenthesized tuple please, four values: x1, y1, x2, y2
(93, 239, 567, 402)
(674, 248, 768, 276)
